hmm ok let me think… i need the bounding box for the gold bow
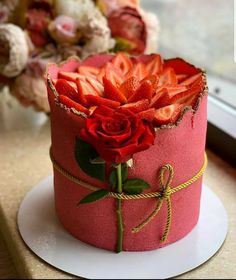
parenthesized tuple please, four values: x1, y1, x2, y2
(132, 164, 174, 243)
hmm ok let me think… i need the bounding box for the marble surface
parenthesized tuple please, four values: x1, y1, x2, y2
(0, 92, 236, 279)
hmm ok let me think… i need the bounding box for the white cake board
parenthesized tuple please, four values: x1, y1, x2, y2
(17, 176, 228, 279)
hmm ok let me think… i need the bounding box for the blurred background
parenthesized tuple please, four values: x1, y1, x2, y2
(141, 0, 236, 166)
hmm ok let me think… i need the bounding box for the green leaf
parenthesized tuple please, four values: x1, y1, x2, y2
(75, 138, 106, 181)
(113, 37, 136, 53)
(123, 179, 150, 195)
(109, 163, 128, 190)
(78, 189, 109, 205)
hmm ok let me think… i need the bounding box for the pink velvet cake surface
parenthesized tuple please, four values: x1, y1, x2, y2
(47, 54, 208, 252)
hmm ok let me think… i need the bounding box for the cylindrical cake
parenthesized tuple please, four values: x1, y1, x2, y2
(46, 54, 208, 252)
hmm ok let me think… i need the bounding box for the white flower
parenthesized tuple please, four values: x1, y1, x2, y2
(0, 24, 29, 77)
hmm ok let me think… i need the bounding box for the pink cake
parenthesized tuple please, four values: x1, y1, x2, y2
(46, 53, 208, 252)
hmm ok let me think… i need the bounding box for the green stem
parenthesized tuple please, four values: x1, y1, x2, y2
(116, 164, 123, 253)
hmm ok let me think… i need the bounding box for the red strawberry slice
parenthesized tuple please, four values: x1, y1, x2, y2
(119, 76, 139, 98)
(138, 108, 156, 122)
(103, 77, 127, 104)
(58, 71, 86, 82)
(126, 62, 148, 81)
(128, 79, 153, 103)
(176, 74, 189, 83)
(78, 65, 100, 78)
(183, 92, 200, 107)
(105, 62, 124, 87)
(55, 79, 80, 102)
(76, 79, 99, 106)
(154, 104, 183, 125)
(120, 99, 150, 113)
(86, 95, 120, 108)
(166, 85, 188, 97)
(97, 67, 106, 84)
(180, 73, 202, 86)
(164, 58, 200, 76)
(58, 95, 89, 115)
(86, 76, 104, 96)
(158, 67, 177, 85)
(170, 84, 202, 105)
(67, 81, 78, 91)
(142, 75, 159, 92)
(111, 52, 133, 75)
(145, 54, 163, 75)
(150, 88, 168, 109)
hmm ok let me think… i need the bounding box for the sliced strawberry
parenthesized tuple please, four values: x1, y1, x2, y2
(76, 79, 99, 106)
(154, 104, 183, 125)
(58, 71, 86, 82)
(103, 77, 127, 104)
(97, 67, 106, 84)
(180, 73, 202, 86)
(111, 52, 133, 76)
(166, 85, 188, 97)
(176, 74, 189, 83)
(158, 67, 177, 86)
(86, 76, 104, 96)
(120, 99, 150, 113)
(58, 95, 89, 115)
(119, 76, 139, 98)
(128, 79, 153, 103)
(183, 93, 199, 107)
(142, 75, 159, 93)
(164, 58, 200, 76)
(145, 54, 163, 75)
(78, 65, 100, 78)
(150, 88, 168, 108)
(138, 108, 156, 122)
(126, 62, 148, 81)
(86, 95, 120, 108)
(105, 62, 124, 87)
(55, 79, 80, 102)
(170, 84, 202, 105)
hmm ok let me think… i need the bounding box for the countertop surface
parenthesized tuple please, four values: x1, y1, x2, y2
(0, 91, 236, 279)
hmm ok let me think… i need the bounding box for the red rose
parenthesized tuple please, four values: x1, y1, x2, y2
(79, 106, 155, 164)
(108, 7, 147, 54)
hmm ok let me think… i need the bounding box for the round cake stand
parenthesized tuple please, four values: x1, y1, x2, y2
(17, 176, 228, 279)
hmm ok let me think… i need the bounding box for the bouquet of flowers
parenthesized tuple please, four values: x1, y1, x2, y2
(0, 0, 159, 113)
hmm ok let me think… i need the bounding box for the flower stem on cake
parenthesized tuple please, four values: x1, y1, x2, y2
(116, 163, 123, 253)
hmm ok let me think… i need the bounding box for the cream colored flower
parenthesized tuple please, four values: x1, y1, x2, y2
(11, 74, 50, 113)
(0, 24, 29, 77)
(140, 10, 160, 54)
(54, 0, 115, 58)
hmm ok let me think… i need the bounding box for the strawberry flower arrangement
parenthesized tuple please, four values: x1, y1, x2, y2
(0, 0, 159, 113)
(47, 52, 207, 252)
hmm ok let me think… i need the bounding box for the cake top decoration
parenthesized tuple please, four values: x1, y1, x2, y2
(48, 52, 207, 128)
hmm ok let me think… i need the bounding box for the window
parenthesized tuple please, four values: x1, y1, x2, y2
(141, 0, 236, 165)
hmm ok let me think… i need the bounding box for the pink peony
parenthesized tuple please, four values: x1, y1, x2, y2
(97, 0, 138, 15)
(48, 15, 80, 44)
(108, 7, 147, 55)
(0, 6, 9, 23)
(25, 2, 53, 47)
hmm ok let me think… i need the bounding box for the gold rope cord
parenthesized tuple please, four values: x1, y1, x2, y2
(50, 148, 207, 242)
